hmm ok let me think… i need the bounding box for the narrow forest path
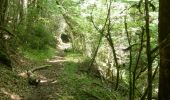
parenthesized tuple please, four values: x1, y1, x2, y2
(24, 55, 67, 100)
(1, 48, 109, 100)
(1, 51, 120, 100)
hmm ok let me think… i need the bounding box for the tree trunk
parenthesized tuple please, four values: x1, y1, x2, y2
(158, 0, 170, 100)
(0, 0, 8, 26)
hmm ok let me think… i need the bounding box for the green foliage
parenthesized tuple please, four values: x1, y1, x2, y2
(14, 0, 58, 61)
(1, 0, 160, 99)
(23, 23, 55, 50)
(58, 52, 128, 100)
(17, 20, 56, 61)
(59, 61, 115, 100)
(22, 47, 55, 61)
(60, 0, 159, 99)
(12, 0, 57, 53)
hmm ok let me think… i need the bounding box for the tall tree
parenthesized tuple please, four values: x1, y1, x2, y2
(158, 0, 170, 99)
(0, 0, 12, 68)
(0, 0, 8, 26)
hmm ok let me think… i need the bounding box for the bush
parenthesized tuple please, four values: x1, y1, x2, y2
(21, 22, 56, 50)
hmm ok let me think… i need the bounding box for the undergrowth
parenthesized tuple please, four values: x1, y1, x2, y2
(58, 53, 120, 100)
(0, 51, 128, 100)
(0, 66, 31, 99)
(22, 47, 56, 61)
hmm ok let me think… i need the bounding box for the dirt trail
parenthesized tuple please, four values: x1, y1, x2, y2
(24, 56, 66, 100)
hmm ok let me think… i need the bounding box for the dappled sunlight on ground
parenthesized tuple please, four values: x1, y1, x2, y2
(47, 59, 67, 63)
(58, 42, 72, 50)
(46, 55, 66, 63)
(1, 88, 22, 100)
(18, 71, 28, 78)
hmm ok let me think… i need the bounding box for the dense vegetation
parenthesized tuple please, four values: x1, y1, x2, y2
(0, 0, 170, 100)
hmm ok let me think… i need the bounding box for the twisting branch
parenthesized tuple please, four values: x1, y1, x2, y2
(105, 0, 120, 91)
(89, 1, 111, 69)
(90, 4, 110, 35)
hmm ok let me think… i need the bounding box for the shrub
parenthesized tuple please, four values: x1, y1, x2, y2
(21, 22, 56, 50)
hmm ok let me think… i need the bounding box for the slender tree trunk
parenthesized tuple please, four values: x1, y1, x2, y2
(0, 0, 8, 26)
(106, 33, 119, 91)
(158, 0, 170, 100)
(133, 27, 144, 100)
(89, 34, 103, 69)
(106, 1, 119, 90)
(145, 0, 152, 99)
(20, 0, 28, 29)
(124, 16, 133, 100)
(20, 0, 28, 21)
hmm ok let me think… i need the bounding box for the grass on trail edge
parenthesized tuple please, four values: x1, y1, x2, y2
(22, 47, 56, 61)
(58, 60, 117, 99)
